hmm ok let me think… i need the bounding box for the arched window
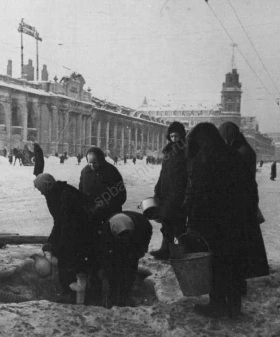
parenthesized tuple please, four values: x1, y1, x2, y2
(0, 104, 5, 124)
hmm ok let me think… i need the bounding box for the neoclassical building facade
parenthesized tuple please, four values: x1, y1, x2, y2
(0, 73, 168, 158)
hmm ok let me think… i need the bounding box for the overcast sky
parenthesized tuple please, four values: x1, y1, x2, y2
(1, 0, 280, 132)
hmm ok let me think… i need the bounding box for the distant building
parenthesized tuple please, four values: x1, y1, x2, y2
(41, 64, 48, 81)
(0, 70, 167, 157)
(23, 59, 34, 81)
(6, 60, 12, 77)
(137, 68, 275, 161)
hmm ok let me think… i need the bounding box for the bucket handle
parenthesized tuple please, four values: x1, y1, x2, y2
(174, 232, 212, 253)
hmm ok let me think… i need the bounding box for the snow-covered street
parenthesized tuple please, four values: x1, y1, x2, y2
(0, 156, 279, 264)
(1, 156, 280, 337)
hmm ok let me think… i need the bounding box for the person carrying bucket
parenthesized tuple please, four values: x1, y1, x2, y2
(150, 121, 188, 260)
(185, 122, 252, 318)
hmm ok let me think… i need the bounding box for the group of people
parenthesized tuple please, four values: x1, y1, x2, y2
(33, 147, 152, 307)
(5, 143, 44, 176)
(32, 120, 268, 317)
(150, 121, 269, 318)
(113, 155, 137, 166)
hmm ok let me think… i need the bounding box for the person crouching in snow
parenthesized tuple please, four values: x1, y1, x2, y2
(79, 147, 127, 223)
(150, 121, 188, 260)
(33, 173, 97, 303)
(97, 211, 152, 308)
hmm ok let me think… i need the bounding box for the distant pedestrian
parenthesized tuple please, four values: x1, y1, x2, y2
(77, 153, 82, 165)
(64, 151, 68, 160)
(8, 153, 13, 165)
(259, 160, 263, 168)
(60, 155, 65, 164)
(3, 148, 7, 158)
(270, 161, 277, 181)
(132, 157, 136, 165)
(113, 156, 118, 165)
(33, 143, 45, 177)
(124, 155, 127, 164)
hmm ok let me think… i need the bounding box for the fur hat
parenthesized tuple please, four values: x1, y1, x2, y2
(166, 121, 186, 141)
(33, 173, 56, 192)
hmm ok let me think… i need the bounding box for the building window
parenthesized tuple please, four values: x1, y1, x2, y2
(12, 106, 21, 126)
(0, 104, 5, 124)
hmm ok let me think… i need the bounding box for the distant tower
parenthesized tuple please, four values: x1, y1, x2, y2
(142, 97, 148, 107)
(23, 59, 34, 81)
(221, 43, 242, 115)
(6, 60, 12, 77)
(41, 64, 49, 81)
(221, 68, 242, 114)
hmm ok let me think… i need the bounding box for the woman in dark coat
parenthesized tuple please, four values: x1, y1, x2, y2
(271, 161, 277, 181)
(97, 211, 152, 307)
(79, 147, 127, 222)
(219, 122, 269, 282)
(185, 122, 252, 318)
(33, 143, 45, 176)
(151, 121, 188, 260)
(33, 173, 97, 302)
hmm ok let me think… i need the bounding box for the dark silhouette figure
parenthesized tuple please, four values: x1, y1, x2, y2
(270, 161, 277, 181)
(33, 143, 45, 176)
(60, 155, 65, 164)
(8, 153, 13, 165)
(77, 153, 82, 165)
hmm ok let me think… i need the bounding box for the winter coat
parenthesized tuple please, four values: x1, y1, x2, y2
(45, 182, 83, 251)
(45, 181, 98, 272)
(79, 161, 127, 218)
(221, 128, 269, 278)
(186, 144, 250, 259)
(33, 144, 44, 176)
(97, 211, 153, 275)
(271, 162, 277, 179)
(154, 141, 188, 219)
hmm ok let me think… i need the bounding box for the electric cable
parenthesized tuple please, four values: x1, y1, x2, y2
(227, 0, 280, 97)
(205, 1, 280, 109)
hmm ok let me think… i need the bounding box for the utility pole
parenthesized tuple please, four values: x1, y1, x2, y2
(34, 31, 42, 81)
(18, 19, 24, 78)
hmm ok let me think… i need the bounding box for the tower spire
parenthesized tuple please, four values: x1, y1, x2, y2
(231, 43, 238, 70)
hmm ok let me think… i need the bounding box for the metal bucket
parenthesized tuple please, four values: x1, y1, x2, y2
(170, 234, 212, 296)
(138, 197, 160, 222)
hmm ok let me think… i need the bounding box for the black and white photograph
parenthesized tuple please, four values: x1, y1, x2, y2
(0, 0, 279, 336)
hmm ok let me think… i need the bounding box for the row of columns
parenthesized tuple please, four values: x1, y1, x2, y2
(1, 98, 167, 156)
(91, 116, 167, 158)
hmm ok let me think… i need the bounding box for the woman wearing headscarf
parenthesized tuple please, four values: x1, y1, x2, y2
(219, 122, 269, 285)
(97, 211, 152, 307)
(33, 143, 45, 176)
(33, 173, 97, 303)
(150, 121, 188, 260)
(185, 122, 250, 318)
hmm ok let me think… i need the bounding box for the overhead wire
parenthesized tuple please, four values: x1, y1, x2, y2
(227, 0, 280, 98)
(205, 1, 280, 109)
